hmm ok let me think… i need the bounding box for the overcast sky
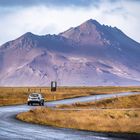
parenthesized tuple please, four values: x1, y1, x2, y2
(0, 0, 140, 45)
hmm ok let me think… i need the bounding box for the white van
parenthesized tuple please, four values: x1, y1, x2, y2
(27, 93, 44, 106)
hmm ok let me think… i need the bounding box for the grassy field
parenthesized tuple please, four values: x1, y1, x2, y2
(1, 86, 140, 106)
(17, 94, 140, 133)
(58, 94, 140, 109)
(0, 86, 91, 106)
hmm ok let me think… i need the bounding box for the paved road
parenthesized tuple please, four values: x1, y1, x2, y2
(0, 92, 140, 140)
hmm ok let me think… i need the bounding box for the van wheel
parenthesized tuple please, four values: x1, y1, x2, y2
(42, 102, 44, 106)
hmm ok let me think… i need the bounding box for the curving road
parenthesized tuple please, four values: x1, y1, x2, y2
(0, 92, 140, 140)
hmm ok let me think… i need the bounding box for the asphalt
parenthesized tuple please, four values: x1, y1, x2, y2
(0, 92, 140, 140)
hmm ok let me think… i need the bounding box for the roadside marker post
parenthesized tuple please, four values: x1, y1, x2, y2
(51, 81, 57, 100)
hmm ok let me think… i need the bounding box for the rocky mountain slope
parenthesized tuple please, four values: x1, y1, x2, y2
(0, 19, 140, 86)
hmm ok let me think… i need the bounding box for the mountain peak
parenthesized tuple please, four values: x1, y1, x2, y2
(22, 32, 36, 38)
(60, 19, 104, 46)
(83, 19, 101, 26)
(60, 19, 131, 47)
(17, 32, 40, 43)
(80, 19, 101, 29)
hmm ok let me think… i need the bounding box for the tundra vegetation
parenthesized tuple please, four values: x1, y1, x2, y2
(16, 88, 140, 133)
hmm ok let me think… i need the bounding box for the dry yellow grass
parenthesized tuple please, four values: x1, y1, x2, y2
(58, 94, 140, 109)
(17, 108, 140, 133)
(1, 86, 140, 106)
(17, 94, 140, 133)
(0, 87, 91, 106)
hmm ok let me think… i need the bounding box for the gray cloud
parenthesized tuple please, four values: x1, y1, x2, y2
(0, 0, 139, 8)
(0, 0, 140, 45)
(0, 0, 100, 7)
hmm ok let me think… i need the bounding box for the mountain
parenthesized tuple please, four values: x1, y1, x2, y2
(0, 19, 140, 86)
